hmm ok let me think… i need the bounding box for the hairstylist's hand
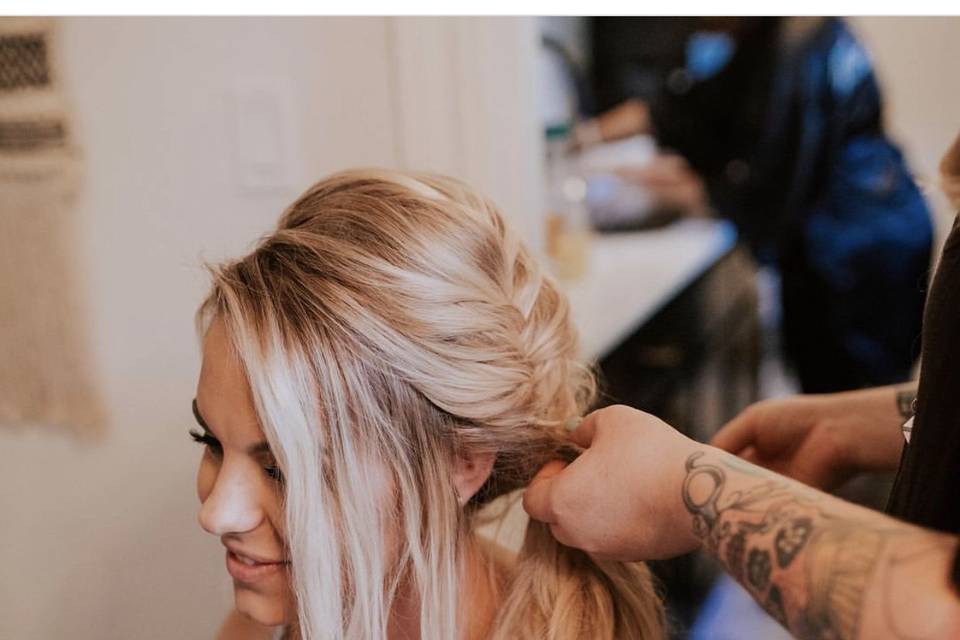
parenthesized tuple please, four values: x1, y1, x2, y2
(711, 386, 909, 492)
(573, 98, 651, 148)
(616, 154, 710, 217)
(522, 405, 702, 562)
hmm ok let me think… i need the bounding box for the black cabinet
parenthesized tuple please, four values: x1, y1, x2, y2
(596, 243, 760, 439)
(593, 243, 761, 635)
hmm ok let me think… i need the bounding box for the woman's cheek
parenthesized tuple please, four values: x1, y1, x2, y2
(196, 456, 217, 503)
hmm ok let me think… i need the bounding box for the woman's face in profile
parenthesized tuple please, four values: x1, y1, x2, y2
(193, 318, 294, 627)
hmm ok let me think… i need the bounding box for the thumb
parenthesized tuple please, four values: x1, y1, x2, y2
(711, 410, 758, 454)
(568, 409, 604, 449)
(522, 460, 567, 523)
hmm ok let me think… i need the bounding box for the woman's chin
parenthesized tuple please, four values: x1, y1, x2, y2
(235, 587, 289, 628)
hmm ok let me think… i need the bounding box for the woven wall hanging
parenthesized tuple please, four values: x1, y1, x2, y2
(0, 17, 106, 436)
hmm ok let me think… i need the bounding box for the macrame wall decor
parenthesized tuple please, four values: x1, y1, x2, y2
(0, 17, 107, 436)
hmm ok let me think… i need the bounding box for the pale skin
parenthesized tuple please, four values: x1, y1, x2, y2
(523, 401, 960, 639)
(711, 383, 915, 492)
(193, 319, 499, 640)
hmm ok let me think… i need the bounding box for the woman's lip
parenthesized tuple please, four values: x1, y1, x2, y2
(225, 550, 289, 584)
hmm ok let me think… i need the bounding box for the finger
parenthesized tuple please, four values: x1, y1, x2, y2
(652, 182, 698, 208)
(617, 160, 682, 185)
(711, 411, 758, 453)
(546, 522, 576, 549)
(522, 460, 568, 522)
(568, 410, 601, 448)
(635, 163, 683, 186)
(739, 445, 760, 465)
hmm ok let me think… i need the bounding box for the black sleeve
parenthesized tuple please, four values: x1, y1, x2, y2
(887, 214, 960, 592)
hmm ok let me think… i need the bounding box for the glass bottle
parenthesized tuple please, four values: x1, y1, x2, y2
(544, 123, 591, 280)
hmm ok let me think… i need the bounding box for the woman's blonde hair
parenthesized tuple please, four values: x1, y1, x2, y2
(196, 169, 664, 639)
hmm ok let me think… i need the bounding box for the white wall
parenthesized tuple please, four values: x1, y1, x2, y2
(390, 17, 544, 246)
(0, 16, 540, 639)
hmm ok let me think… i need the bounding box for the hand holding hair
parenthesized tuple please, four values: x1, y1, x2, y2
(522, 404, 702, 561)
(524, 403, 960, 639)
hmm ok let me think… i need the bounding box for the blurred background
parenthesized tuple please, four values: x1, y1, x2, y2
(0, 16, 958, 639)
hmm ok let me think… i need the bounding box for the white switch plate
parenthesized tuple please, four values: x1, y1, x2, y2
(226, 77, 302, 194)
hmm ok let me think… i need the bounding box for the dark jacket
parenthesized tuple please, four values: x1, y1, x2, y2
(649, 18, 932, 391)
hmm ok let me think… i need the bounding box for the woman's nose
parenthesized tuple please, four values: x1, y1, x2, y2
(198, 462, 264, 536)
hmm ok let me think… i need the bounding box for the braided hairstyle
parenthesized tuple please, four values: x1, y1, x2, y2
(197, 169, 664, 639)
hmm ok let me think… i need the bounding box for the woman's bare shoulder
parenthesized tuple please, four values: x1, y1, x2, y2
(215, 609, 280, 640)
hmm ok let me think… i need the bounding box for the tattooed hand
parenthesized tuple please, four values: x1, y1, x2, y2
(712, 386, 911, 491)
(523, 405, 702, 561)
(525, 402, 960, 639)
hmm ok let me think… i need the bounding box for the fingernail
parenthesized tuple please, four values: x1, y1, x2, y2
(564, 417, 582, 433)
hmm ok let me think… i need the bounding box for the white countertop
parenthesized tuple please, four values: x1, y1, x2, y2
(558, 218, 738, 361)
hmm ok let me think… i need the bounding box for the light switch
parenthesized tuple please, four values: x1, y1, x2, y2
(227, 78, 301, 193)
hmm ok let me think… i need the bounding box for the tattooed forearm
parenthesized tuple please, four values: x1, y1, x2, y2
(681, 451, 960, 640)
(682, 452, 873, 637)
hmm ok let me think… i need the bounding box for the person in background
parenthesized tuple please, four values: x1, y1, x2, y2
(577, 17, 933, 394)
(942, 132, 960, 211)
(523, 131, 960, 640)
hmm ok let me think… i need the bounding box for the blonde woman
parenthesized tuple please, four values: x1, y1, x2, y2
(190, 169, 665, 639)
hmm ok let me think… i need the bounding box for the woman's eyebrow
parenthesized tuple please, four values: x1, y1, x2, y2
(249, 442, 273, 456)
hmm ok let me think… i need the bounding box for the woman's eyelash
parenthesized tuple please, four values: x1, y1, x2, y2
(264, 464, 285, 484)
(189, 429, 222, 454)
(189, 429, 282, 483)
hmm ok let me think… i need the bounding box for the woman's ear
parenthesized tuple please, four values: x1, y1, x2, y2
(451, 451, 495, 506)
